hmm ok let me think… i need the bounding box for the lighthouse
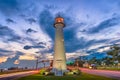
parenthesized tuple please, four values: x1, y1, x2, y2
(53, 16, 67, 76)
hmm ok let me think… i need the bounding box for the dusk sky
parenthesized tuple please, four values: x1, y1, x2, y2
(0, 0, 120, 68)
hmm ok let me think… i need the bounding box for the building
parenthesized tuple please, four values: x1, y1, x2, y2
(52, 16, 67, 76)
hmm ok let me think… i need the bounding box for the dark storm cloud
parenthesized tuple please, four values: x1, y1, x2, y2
(0, 50, 23, 59)
(87, 17, 120, 34)
(23, 37, 47, 49)
(65, 37, 109, 53)
(109, 39, 120, 44)
(36, 42, 53, 54)
(22, 37, 44, 49)
(6, 18, 15, 23)
(39, 9, 55, 39)
(0, 25, 14, 36)
(24, 45, 45, 50)
(38, 42, 46, 45)
(0, 48, 13, 56)
(65, 38, 85, 52)
(26, 18, 36, 24)
(0, 48, 12, 53)
(26, 28, 37, 33)
(32, 45, 45, 48)
(23, 45, 31, 50)
(0, 24, 21, 42)
(7, 36, 21, 42)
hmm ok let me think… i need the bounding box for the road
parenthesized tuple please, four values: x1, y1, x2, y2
(0, 70, 38, 80)
(80, 68, 120, 80)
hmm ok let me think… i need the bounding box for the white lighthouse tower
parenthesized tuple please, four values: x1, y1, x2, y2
(53, 16, 67, 76)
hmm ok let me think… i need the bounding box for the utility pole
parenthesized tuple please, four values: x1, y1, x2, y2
(36, 57, 39, 70)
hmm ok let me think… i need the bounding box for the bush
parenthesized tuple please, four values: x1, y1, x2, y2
(72, 68, 81, 75)
(65, 68, 81, 75)
(39, 68, 47, 75)
(65, 72, 74, 75)
(39, 68, 54, 76)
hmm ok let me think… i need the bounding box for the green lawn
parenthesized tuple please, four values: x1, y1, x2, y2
(16, 73, 116, 80)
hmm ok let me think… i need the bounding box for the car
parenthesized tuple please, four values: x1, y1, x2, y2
(89, 64, 97, 69)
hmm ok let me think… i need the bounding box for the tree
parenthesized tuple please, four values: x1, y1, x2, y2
(88, 57, 97, 64)
(107, 45, 120, 64)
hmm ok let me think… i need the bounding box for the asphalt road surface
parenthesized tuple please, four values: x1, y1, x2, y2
(0, 70, 38, 80)
(80, 68, 120, 80)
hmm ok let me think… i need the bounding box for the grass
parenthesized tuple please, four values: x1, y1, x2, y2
(16, 73, 116, 80)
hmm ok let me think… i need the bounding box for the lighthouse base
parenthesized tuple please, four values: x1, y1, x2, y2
(52, 59, 67, 76)
(51, 68, 68, 76)
(52, 68, 63, 76)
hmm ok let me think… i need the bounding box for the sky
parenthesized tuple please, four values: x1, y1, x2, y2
(0, 0, 120, 68)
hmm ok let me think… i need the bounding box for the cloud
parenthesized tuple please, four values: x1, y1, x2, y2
(23, 45, 31, 50)
(26, 18, 36, 24)
(1, 51, 24, 68)
(0, 24, 21, 42)
(97, 46, 110, 52)
(6, 18, 15, 23)
(0, 48, 12, 53)
(26, 28, 37, 33)
(0, 56, 8, 63)
(0, 48, 14, 57)
(37, 47, 54, 54)
(14, 60, 20, 64)
(19, 55, 36, 60)
(39, 9, 55, 39)
(87, 16, 120, 34)
(24, 45, 45, 50)
(32, 45, 45, 48)
(66, 52, 89, 60)
(38, 42, 46, 45)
